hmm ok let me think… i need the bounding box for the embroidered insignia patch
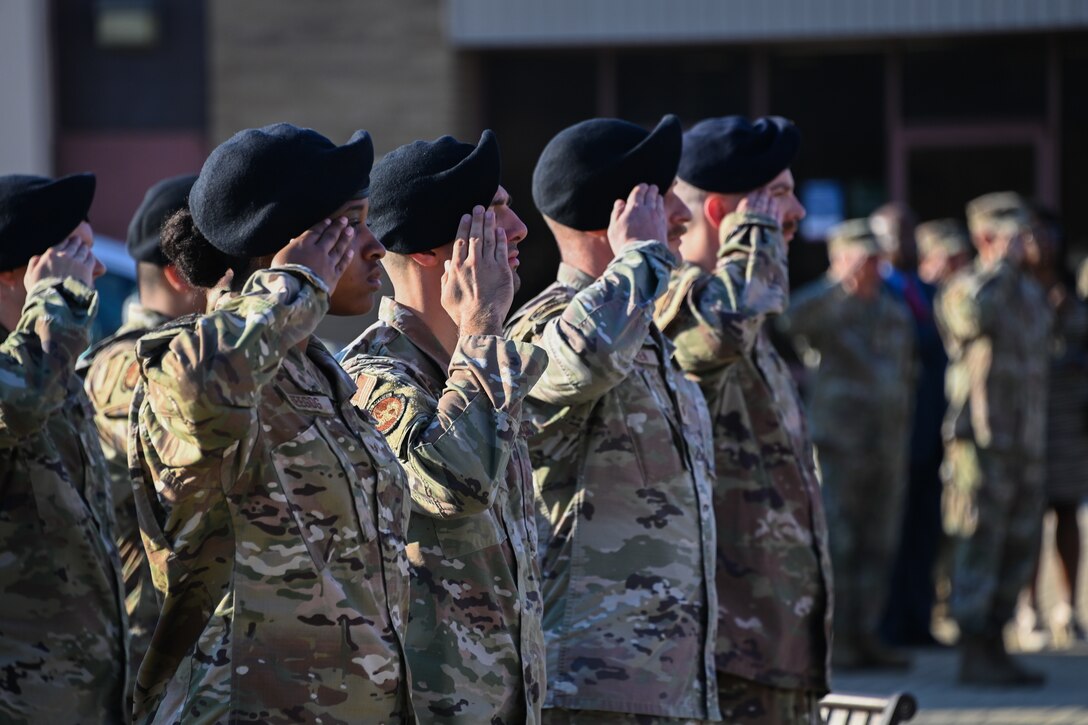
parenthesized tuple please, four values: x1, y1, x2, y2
(370, 393, 406, 433)
(286, 393, 336, 416)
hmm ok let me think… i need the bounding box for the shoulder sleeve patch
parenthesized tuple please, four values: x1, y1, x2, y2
(352, 372, 379, 409)
(370, 392, 406, 434)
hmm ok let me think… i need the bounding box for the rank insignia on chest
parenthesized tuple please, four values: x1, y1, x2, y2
(370, 393, 406, 433)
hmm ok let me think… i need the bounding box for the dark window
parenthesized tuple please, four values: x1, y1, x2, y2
(902, 36, 1046, 122)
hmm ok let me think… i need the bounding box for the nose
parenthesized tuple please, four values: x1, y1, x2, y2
(503, 210, 528, 246)
(360, 228, 386, 260)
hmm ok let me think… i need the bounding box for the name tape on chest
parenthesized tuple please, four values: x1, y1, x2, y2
(285, 393, 336, 416)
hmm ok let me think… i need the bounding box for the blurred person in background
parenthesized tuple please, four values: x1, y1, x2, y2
(1017, 209, 1088, 646)
(78, 175, 205, 701)
(781, 219, 915, 670)
(936, 192, 1051, 685)
(874, 207, 958, 649)
(655, 116, 833, 723)
(916, 219, 973, 288)
(0, 173, 127, 723)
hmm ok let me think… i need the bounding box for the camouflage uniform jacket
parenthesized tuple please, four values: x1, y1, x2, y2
(80, 301, 171, 690)
(339, 297, 549, 724)
(935, 259, 1051, 457)
(0, 277, 128, 724)
(129, 266, 411, 725)
(505, 240, 720, 720)
(654, 211, 832, 693)
(783, 274, 916, 452)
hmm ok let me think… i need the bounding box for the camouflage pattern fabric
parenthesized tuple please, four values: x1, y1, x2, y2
(782, 270, 915, 645)
(339, 296, 548, 724)
(0, 277, 127, 724)
(935, 258, 1051, 635)
(80, 302, 171, 696)
(129, 266, 411, 724)
(505, 240, 720, 721)
(655, 210, 832, 695)
(716, 672, 820, 725)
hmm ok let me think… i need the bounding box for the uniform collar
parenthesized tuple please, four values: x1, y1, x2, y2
(378, 296, 451, 374)
(557, 262, 596, 292)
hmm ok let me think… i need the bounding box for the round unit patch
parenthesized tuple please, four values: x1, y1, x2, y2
(370, 393, 406, 433)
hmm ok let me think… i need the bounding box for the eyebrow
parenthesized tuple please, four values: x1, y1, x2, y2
(768, 183, 792, 193)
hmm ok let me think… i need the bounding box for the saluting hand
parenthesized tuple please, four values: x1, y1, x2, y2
(272, 217, 356, 291)
(607, 183, 668, 256)
(737, 188, 785, 229)
(25, 224, 105, 289)
(441, 205, 514, 337)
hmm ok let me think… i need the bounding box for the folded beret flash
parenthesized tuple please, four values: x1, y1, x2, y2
(127, 174, 198, 266)
(0, 173, 96, 272)
(368, 130, 501, 255)
(190, 123, 373, 258)
(532, 115, 682, 232)
(679, 116, 800, 194)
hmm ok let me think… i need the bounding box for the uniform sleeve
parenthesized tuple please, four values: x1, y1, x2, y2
(345, 336, 547, 518)
(657, 211, 788, 372)
(139, 265, 328, 459)
(0, 276, 96, 447)
(510, 239, 675, 406)
(936, 261, 1016, 343)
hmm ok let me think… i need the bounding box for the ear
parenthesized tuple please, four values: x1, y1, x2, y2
(704, 195, 729, 228)
(163, 264, 192, 293)
(407, 250, 441, 268)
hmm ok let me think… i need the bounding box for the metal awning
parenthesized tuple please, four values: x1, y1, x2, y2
(447, 0, 1088, 48)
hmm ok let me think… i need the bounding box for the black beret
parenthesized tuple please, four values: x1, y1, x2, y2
(532, 115, 681, 231)
(190, 123, 373, 258)
(0, 173, 96, 272)
(369, 130, 501, 254)
(127, 174, 198, 266)
(678, 116, 799, 194)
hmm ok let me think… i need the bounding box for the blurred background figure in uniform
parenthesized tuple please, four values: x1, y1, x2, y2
(782, 218, 915, 670)
(1016, 208, 1088, 647)
(875, 208, 961, 649)
(78, 174, 205, 701)
(916, 219, 973, 288)
(936, 192, 1051, 685)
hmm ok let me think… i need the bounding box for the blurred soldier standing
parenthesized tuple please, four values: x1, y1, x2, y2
(936, 192, 1051, 685)
(0, 174, 127, 723)
(916, 220, 972, 288)
(782, 219, 915, 670)
(339, 131, 548, 724)
(79, 175, 205, 695)
(655, 116, 832, 723)
(506, 115, 720, 724)
(872, 205, 952, 648)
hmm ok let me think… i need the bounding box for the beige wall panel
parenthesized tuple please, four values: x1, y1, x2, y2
(0, 0, 52, 174)
(210, 0, 461, 156)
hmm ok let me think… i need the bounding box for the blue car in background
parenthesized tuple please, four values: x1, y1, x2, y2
(91, 235, 138, 344)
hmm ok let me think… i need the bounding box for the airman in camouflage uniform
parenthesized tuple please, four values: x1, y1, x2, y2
(783, 218, 915, 670)
(79, 174, 204, 695)
(339, 131, 548, 724)
(129, 124, 412, 723)
(0, 173, 127, 724)
(506, 116, 720, 723)
(657, 115, 832, 723)
(935, 192, 1051, 685)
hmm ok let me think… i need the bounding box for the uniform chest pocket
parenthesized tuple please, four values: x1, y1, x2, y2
(270, 420, 379, 569)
